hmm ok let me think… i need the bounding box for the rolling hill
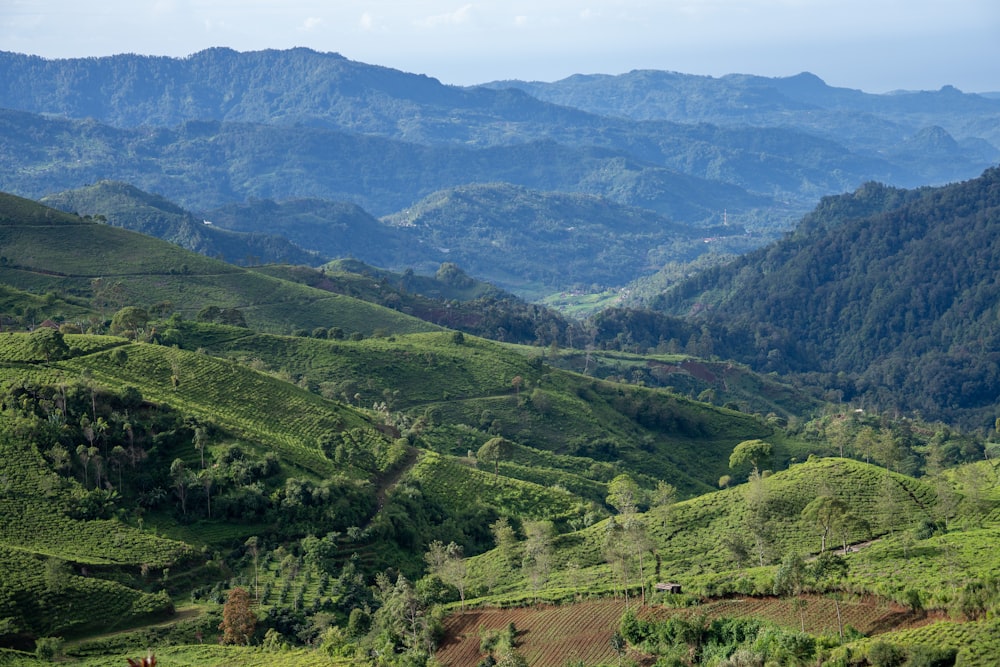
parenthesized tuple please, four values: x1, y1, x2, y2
(39, 181, 322, 267)
(485, 69, 1000, 181)
(3, 48, 993, 230)
(0, 191, 436, 336)
(648, 166, 1000, 429)
(2, 49, 1000, 664)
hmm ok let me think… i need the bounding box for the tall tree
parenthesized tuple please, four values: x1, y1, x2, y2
(170, 458, 191, 516)
(801, 495, 848, 552)
(729, 439, 773, 476)
(811, 552, 849, 640)
(110, 306, 149, 340)
(744, 469, 773, 566)
(490, 516, 519, 571)
(773, 552, 810, 631)
(606, 473, 651, 604)
(521, 520, 554, 600)
(26, 328, 70, 362)
(424, 540, 468, 608)
(478, 436, 513, 480)
(219, 587, 256, 645)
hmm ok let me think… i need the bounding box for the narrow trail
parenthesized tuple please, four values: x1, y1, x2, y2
(61, 606, 203, 649)
(367, 446, 422, 528)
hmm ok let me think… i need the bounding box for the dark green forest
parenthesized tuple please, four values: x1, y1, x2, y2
(638, 167, 1000, 429)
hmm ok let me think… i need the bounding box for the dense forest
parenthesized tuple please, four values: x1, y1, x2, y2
(641, 167, 1000, 429)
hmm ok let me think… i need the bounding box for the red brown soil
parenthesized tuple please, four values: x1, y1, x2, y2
(436, 595, 947, 667)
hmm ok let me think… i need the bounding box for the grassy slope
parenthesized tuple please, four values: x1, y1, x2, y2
(462, 457, 941, 604)
(0, 333, 376, 478)
(0, 433, 187, 639)
(0, 192, 437, 336)
(181, 325, 800, 496)
(0, 329, 393, 645)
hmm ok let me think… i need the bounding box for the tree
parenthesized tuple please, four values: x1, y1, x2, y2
(773, 552, 809, 631)
(652, 480, 678, 528)
(854, 425, 877, 464)
(603, 519, 631, 604)
(219, 587, 256, 645)
(490, 516, 518, 571)
(170, 458, 191, 516)
(27, 328, 70, 362)
(729, 439, 773, 476)
(610, 630, 627, 667)
(521, 520, 554, 599)
(35, 636, 63, 661)
(194, 426, 208, 469)
(801, 495, 848, 552)
(110, 306, 149, 340)
(478, 436, 513, 479)
(425, 540, 468, 608)
(245, 537, 261, 601)
(370, 572, 435, 660)
(744, 469, 774, 566)
(811, 551, 849, 640)
(606, 473, 651, 604)
(606, 473, 640, 516)
(874, 429, 904, 472)
(199, 468, 214, 518)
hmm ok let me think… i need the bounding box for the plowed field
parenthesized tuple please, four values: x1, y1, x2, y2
(436, 595, 942, 666)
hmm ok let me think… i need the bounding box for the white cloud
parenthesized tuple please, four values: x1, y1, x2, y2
(301, 16, 323, 31)
(358, 11, 374, 31)
(415, 4, 474, 29)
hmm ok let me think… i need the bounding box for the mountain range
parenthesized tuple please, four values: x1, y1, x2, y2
(1, 48, 998, 297)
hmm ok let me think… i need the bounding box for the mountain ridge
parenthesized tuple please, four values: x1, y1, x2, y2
(648, 166, 1000, 428)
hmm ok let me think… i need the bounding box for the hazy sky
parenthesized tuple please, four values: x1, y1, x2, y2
(2, 1, 997, 93)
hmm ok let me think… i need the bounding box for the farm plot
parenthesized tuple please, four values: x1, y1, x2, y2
(640, 595, 937, 638)
(436, 598, 632, 667)
(437, 594, 943, 667)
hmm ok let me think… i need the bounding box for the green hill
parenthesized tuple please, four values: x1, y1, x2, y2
(202, 199, 415, 270)
(379, 182, 729, 296)
(3, 182, 1000, 664)
(256, 260, 587, 347)
(39, 181, 322, 267)
(646, 166, 1000, 429)
(0, 192, 437, 337)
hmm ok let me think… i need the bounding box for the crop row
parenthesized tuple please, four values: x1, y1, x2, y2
(859, 617, 1000, 666)
(0, 436, 191, 567)
(437, 598, 626, 667)
(409, 451, 585, 525)
(0, 545, 172, 638)
(58, 342, 370, 477)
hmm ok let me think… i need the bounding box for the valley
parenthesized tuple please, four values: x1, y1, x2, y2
(0, 48, 998, 666)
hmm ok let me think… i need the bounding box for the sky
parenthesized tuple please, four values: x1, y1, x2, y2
(1, 1, 998, 93)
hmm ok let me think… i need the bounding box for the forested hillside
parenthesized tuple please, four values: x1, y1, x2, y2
(3, 48, 997, 303)
(2, 49, 994, 227)
(485, 70, 1000, 178)
(649, 166, 1000, 429)
(39, 181, 321, 267)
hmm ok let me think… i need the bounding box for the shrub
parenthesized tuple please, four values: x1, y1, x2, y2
(35, 636, 63, 661)
(867, 641, 906, 667)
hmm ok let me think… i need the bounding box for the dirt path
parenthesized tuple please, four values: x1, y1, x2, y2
(62, 605, 203, 648)
(368, 446, 422, 522)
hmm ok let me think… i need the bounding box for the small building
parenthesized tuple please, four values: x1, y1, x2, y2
(655, 582, 682, 594)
